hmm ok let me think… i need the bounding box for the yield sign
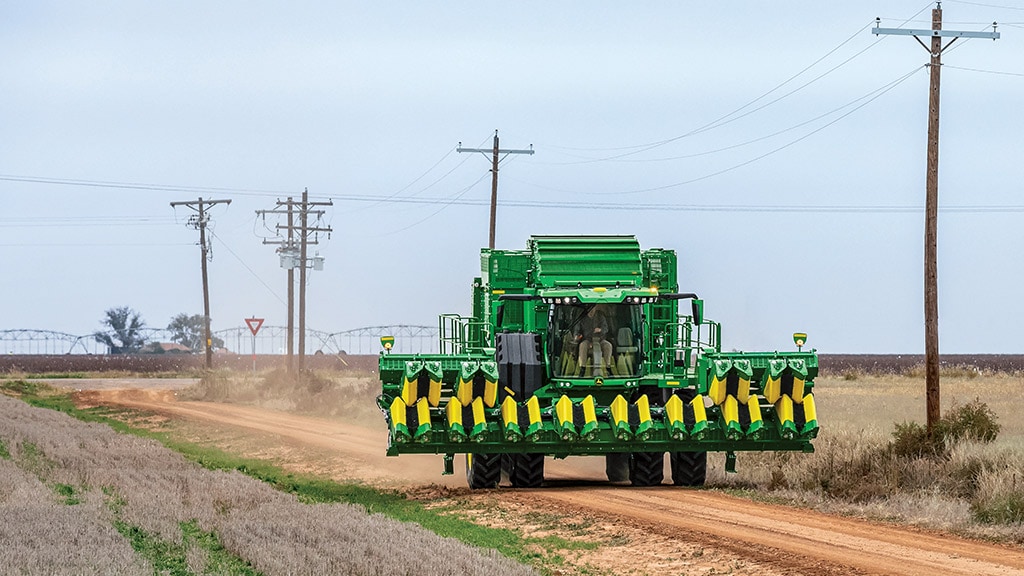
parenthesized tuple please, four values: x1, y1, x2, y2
(245, 317, 265, 336)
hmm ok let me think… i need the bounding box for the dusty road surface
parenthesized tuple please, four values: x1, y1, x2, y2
(75, 383, 1024, 576)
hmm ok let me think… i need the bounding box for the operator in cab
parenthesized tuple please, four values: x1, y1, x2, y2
(577, 304, 613, 376)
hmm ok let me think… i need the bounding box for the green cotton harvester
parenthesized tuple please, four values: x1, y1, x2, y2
(377, 236, 818, 488)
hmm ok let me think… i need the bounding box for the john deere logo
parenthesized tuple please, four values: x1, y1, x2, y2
(793, 333, 807, 348)
(380, 336, 395, 350)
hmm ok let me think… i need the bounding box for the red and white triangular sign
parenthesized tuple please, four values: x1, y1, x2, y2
(245, 317, 265, 336)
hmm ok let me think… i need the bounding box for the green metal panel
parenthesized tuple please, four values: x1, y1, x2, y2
(529, 236, 642, 288)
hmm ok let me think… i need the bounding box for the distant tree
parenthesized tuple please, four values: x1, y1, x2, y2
(167, 313, 224, 352)
(94, 307, 147, 354)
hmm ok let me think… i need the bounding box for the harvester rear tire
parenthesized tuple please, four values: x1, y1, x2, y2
(605, 453, 630, 483)
(670, 451, 707, 487)
(466, 453, 501, 489)
(509, 453, 545, 488)
(628, 452, 664, 486)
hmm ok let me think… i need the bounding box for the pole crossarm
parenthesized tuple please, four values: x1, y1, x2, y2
(872, 27, 999, 40)
(457, 130, 535, 249)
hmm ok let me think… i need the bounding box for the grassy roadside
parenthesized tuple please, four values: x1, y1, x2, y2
(0, 380, 591, 575)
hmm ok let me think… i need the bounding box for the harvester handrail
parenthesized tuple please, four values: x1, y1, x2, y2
(438, 313, 490, 355)
(649, 317, 720, 375)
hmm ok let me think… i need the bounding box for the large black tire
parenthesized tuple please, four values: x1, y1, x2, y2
(605, 453, 630, 483)
(670, 451, 707, 486)
(629, 452, 665, 486)
(466, 453, 501, 489)
(508, 453, 545, 488)
(669, 388, 707, 487)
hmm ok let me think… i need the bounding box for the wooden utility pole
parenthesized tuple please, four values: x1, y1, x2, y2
(170, 197, 232, 369)
(458, 130, 534, 249)
(258, 191, 331, 374)
(873, 5, 999, 437)
(287, 201, 294, 373)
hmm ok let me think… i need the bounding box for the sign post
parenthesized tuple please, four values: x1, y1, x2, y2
(245, 317, 265, 374)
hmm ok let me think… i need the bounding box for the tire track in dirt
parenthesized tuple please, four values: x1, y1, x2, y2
(519, 487, 1024, 576)
(82, 387, 1024, 576)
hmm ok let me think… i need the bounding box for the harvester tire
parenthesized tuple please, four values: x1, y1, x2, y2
(670, 451, 707, 487)
(509, 453, 545, 488)
(605, 453, 630, 483)
(628, 452, 664, 486)
(466, 453, 501, 489)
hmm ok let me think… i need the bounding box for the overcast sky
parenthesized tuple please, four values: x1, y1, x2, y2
(2, 1, 1022, 354)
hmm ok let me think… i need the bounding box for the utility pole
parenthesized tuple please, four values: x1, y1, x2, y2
(257, 190, 331, 374)
(170, 197, 232, 369)
(457, 130, 534, 249)
(257, 198, 296, 373)
(873, 5, 999, 438)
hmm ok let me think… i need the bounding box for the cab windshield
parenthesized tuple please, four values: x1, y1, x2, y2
(548, 303, 642, 378)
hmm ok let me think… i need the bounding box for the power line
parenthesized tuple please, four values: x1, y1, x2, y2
(208, 229, 285, 306)
(387, 170, 492, 234)
(591, 65, 925, 196)
(948, 0, 1024, 11)
(0, 174, 295, 198)
(335, 192, 1024, 213)
(944, 64, 1024, 77)
(541, 18, 883, 155)
(541, 6, 935, 162)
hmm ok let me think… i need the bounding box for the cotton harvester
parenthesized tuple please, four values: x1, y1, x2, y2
(377, 236, 818, 488)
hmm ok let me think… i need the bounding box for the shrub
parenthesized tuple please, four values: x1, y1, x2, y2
(891, 421, 942, 458)
(891, 399, 1000, 459)
(938, 399, 1000, 444)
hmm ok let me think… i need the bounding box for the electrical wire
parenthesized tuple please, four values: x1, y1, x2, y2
(328, 193, 1024, 214)
(386, 170, 491, 234)
(0, 174, 297, 198)
(607, 66, 923, 195)
(585, 65, 928, 164)
(944, 64, 1024, 77)
(208, 229, 286, 305)
(947, 0, 1024, 11)
(541, 4, 934, 160)
(542, 19, 880, 155)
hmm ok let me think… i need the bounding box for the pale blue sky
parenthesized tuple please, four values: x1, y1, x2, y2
(2, 1, 1022, 353)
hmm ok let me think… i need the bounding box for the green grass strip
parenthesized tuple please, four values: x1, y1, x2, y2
(0, 438, 10, 460)
(180, 520, 262, 576)
(1, 381, 580, 571)
(113, 519, 261, 576)
(114, 521, 191, 576)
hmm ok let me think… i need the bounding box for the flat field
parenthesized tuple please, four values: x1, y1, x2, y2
(3, 357, 1024, 575)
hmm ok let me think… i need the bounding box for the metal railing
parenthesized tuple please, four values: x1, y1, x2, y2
(438, 314, 490, 355)
(649, 316, 721, 375)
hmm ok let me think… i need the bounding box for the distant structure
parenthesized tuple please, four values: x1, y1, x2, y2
(0, 325, 437, 356)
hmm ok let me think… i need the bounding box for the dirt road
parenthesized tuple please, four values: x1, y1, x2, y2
(79, 386, 1024, 576)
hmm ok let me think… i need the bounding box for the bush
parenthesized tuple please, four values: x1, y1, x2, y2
(891, 399, 1000, 458)
(938, 399, 1000, 444)
(891, 421, 942, 458)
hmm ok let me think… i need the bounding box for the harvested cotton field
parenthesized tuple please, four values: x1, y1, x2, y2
(0, 394, 535, 576)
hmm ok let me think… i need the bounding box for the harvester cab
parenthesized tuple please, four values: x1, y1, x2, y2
(377, 235, 819, 489)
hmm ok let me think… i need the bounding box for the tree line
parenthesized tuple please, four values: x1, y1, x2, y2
(93, 307, 224, 354)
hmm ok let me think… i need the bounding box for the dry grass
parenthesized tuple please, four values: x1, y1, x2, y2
(0, 394, 536, 575)
(707, 373, 1024, 541)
